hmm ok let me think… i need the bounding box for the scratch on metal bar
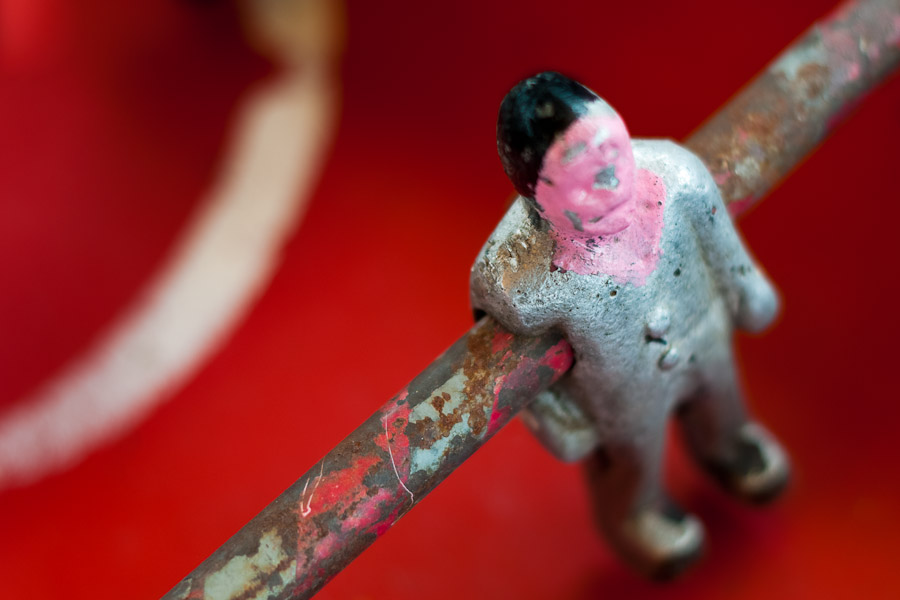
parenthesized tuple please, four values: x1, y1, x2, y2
(300, 462, 324, 518)
(383, 417, 415, 502)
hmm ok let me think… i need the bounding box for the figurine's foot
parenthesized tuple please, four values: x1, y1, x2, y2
(616, 502, 705, 580)
(703, 422, 790, 504)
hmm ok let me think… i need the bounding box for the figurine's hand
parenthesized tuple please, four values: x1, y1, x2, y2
(733, 269, 780, 333)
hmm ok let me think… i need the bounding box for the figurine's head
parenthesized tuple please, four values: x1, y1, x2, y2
(497, 72, 635, 238)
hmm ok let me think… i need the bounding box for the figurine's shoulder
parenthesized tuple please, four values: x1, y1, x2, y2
(470, 198, 559, 334)
(483, 197, 539, 248)
(632, 139, 717, 206)
(475, 198, 552, 268)
(472, 198, 554, 294)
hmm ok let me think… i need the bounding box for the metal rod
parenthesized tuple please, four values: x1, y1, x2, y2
(686, 0, 900, 215)
(165, 318, 573, 599)
(164, 0, 899, 597)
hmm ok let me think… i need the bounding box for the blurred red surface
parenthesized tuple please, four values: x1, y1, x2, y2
(1, 0, 899, 598)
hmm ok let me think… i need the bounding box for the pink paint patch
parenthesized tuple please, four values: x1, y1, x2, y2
(294, 449, 412, 593)
(294, 451, 404, 584)
(487, 404, 512, 437)
(820, 27, 865, 87)
(340, 488, 394, 533)
(294, 530, 342, 596)
(713, 171, 732, 186)
(550, 168, 667, 286)
(727, 195, 755, 218)
(314, 455, 380, 507)
(490, 329, 514, 355)
(488, 358, 537, 437)
(488, 340, 574, 437)
(312, 531, 341, 565)
(373, 503, 406, 537)
(539, 340, 575, 372)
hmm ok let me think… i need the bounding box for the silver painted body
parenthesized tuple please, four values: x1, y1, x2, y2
(470, 139, 785, 575)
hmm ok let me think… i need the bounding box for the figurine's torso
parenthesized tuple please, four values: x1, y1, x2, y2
(479, 72, 787, 575)
(471, 140, 750, 434)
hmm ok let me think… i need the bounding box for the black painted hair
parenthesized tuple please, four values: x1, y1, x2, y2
(497, 71, 599, 198)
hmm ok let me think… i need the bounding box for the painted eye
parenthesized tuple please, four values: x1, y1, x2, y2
(562, 141, 586, 164)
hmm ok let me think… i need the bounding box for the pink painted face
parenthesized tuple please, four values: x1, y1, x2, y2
(534, 103, 635, 238)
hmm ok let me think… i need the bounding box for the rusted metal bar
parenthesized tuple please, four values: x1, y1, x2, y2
(687, 0, 900, 215)
(164, 0, 899, 598)
(166, 318, 573, 599)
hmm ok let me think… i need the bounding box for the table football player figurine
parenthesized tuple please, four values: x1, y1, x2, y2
(470, 72, 790, 579)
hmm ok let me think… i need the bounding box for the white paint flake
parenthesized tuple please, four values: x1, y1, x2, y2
(204, 528, 296, 600)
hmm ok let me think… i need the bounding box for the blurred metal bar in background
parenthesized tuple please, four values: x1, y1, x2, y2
(164, 0, 899, 598)
(686, 0, 900, 215)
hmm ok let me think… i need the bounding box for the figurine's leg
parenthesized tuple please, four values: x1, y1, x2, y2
(583, 407, 704, 580)
(677, 357, 790, 504)
(520, 387, 599, 463)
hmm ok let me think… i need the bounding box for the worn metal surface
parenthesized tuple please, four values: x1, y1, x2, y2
(473, 70, 787, 576)
(165, 0, 899, 596)
(163, 317, 572, 600)
(686, 0, 900, 215)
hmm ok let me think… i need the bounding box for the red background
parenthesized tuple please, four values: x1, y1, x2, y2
(1, 0, 899, 598)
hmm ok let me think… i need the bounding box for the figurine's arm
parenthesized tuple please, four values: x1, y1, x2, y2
(470, 260, 551, 336)
(471, 258, 598, 462)
(678, 145, 779, 333)
(519, 388, 599, 463)
(470, 202, 601, 460)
